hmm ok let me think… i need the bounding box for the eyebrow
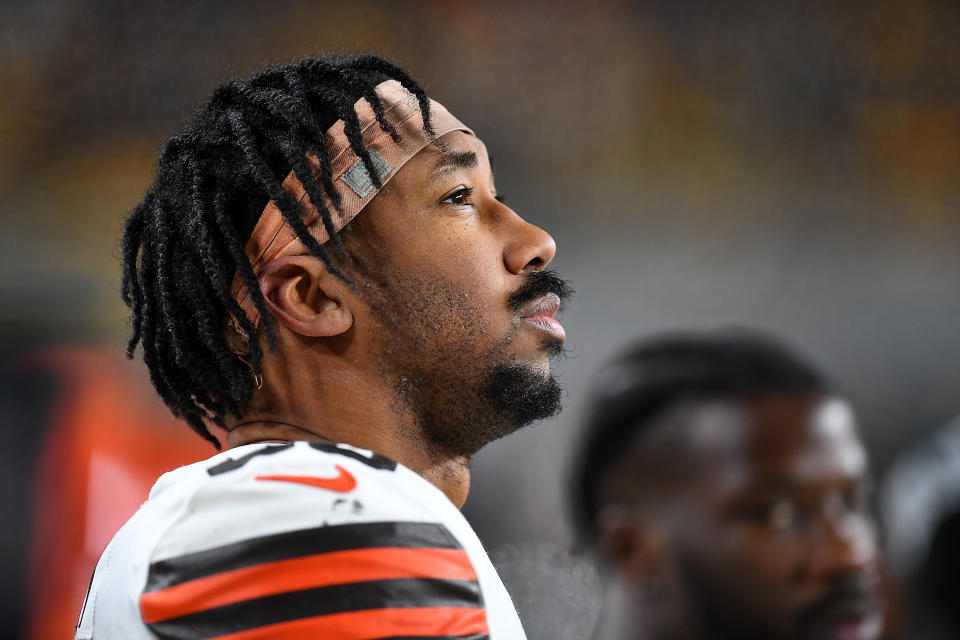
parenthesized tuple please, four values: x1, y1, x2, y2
(429, 150, 478, 181)
(736, 471, 865, 495)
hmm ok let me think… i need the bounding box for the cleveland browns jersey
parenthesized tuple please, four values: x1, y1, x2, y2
(76, 441, 527, 639)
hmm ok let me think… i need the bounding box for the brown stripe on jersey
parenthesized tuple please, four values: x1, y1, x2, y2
(140, 547, 478, 623)
(145, 521, 461, 592)
(145, 578, 484, 640)
(179, 608, 489, 640)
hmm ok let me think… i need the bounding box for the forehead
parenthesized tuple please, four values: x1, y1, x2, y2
(674, 395, 868, 488)
(398, 129, 491, 183)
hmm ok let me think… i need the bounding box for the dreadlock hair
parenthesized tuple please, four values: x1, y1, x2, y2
(570, 329, 830, 544)
(120, 54, 435, 448)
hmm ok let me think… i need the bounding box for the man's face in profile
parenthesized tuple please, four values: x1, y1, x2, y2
(340, 129, 569, 457)
(617, 395, 883, 640)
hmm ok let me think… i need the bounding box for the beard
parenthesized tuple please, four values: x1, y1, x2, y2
(414, 358, 563, 458)
(671, 548, 882, 640)
(358, 266, 569, 459)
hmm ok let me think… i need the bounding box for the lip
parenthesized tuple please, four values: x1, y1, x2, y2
(809, 602, 884, 640)
(817, 612, 883, 640)
(519, 293, 566, 342)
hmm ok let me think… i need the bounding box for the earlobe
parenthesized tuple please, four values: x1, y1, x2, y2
(257, 255, 354, 337)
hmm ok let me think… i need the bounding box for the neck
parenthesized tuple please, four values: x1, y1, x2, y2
(226, 334, 473, 507)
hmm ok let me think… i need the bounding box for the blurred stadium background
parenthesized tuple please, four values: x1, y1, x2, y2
(1, 1, 958, 638)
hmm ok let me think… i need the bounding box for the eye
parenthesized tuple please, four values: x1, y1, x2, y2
(741, 498, 804, 532)
(442, 186, 474, 206)
(766, 500, 800, 532)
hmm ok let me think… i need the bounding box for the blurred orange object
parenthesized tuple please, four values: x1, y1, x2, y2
(25, 348, 219, 640)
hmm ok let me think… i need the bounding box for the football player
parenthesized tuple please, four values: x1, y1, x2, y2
(77, 54, 570, 640)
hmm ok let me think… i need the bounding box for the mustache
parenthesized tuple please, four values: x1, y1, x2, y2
(797, 577, 881, 633)
(507, 269, 574, 315)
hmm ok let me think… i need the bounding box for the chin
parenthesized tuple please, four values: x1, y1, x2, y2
(423, 360, 563, 458)
(488, 362, 563, 427)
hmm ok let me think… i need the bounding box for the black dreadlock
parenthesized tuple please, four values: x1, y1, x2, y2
(121, 54, 435, 448)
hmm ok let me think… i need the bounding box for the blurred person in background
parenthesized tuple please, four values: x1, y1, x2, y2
(571, 331, 885, 640)
(76, 54, 570, 639)
(882, 416, 960, 640)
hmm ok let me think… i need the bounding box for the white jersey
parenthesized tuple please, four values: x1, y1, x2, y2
(76, 441, 526, 640)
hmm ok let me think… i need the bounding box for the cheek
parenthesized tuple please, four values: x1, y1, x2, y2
(391, 224, 506, 301)
(668, 508, 814, 635)
(356, 212, 516, 347)
(364, 260, 510, 359)
(683, 518, 803, 598)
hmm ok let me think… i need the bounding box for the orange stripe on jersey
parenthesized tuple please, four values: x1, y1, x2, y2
(140, 547, 477, 624)
(208, 607, 488, 640)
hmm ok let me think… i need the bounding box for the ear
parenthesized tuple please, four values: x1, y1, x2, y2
(596, 505, 665, 583)
(257, 255, 354, 337)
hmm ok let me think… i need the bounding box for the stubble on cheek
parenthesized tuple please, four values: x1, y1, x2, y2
(360, 269, 525, 458)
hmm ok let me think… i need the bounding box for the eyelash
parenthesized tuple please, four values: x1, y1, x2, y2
(443, 186, 474, 206)
(441, 188, 506, 206)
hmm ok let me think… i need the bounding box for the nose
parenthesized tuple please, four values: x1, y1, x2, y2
(498, 204, 557, 274)
(808, 512, 878, 579)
